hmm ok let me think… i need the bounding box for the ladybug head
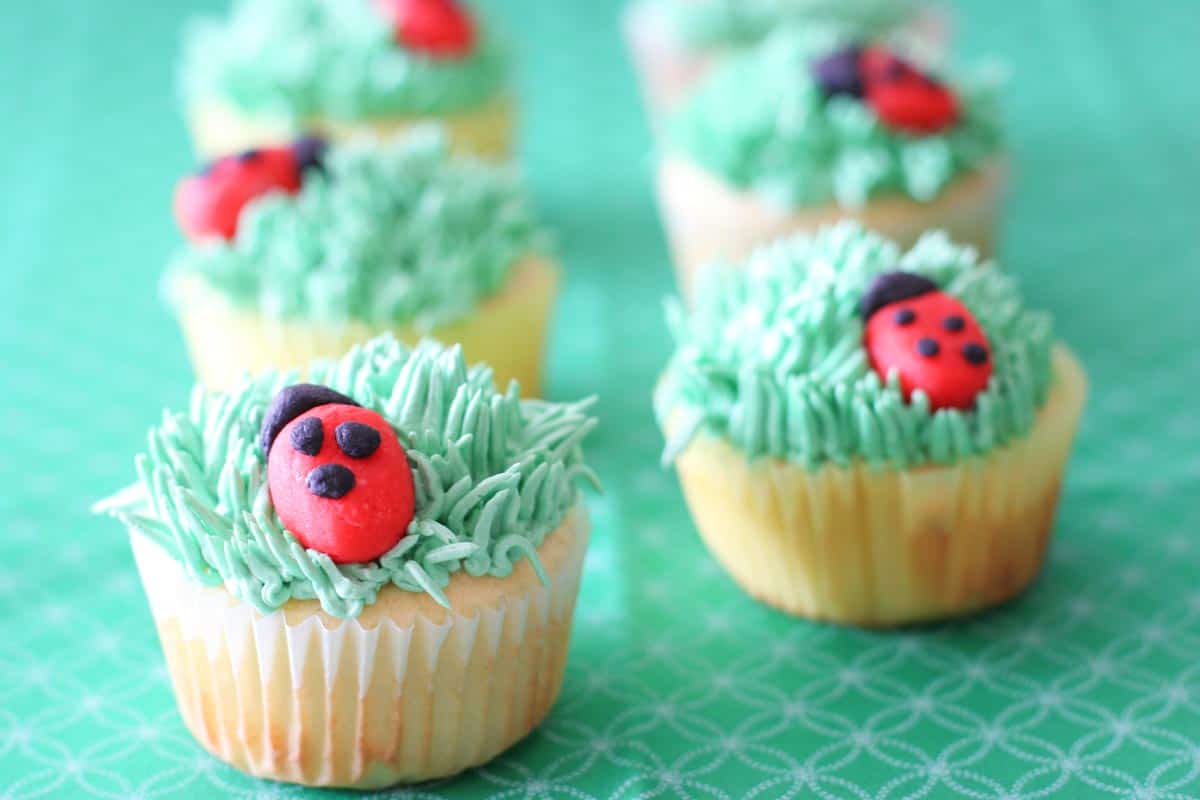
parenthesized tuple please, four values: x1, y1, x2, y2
(261, 384, 415, 564)
(860, 271, 939, 320)
(260, 383, 359, 455)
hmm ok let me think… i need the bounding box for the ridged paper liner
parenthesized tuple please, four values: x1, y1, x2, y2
(656, 156, 1007, 299)
(171, 255, 558, 395)
(668, 347, 1086, 626)
(130, 506, 589, 788)
(187, 92, 515, 161)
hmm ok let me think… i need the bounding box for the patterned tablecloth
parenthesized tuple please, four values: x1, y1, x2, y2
(2, 1, 1199, 798)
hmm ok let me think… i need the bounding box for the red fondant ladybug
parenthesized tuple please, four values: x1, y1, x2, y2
(859, 47, 959, 134)
(376, 0, 476, 59)
(812, 45, 959, 135)
(174, 136, 326, 241)
(261, 384, 415, 564)
(861, 272, 993, 411)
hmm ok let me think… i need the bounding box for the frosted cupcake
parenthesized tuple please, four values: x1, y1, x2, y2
(656, 224, 1086, 626)
(182, 0, 513, 159)
(657, 31, 1005, 296)
(167, 129, 557, 395)
(624, 0, 946, 118)
(95, 336, 598, 787)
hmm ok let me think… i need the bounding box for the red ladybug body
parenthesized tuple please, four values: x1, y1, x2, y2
(861, 272, 993, 411)
(174, 137, 325, 242)
(859, 46, 959, 134)
(377, 0, 476, 59)
(812, 45, 959, 135)
(264, 392, 415, 564)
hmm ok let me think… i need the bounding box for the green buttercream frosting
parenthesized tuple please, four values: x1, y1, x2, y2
(665, 28, 1004, 208)
(657, 223, 1055, 470)
(96, 336, 599, 619)
(643, 0, 920, 50)
(181, 0, 506, 119)
(165, 129, 547, 329)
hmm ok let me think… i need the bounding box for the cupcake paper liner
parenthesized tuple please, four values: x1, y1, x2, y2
(657, 156, 1007, 298)
(130, 506, 589, 788)
(668, 347, 1086, 626)
(188, 91, 516, 160)
(171, 255, 558, 395)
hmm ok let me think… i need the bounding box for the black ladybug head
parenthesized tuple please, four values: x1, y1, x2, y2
(860, 272, 939, 320)
(292, 135, 329, 175)
(259, 383, 359, 455)
(812, 46, 865, 99)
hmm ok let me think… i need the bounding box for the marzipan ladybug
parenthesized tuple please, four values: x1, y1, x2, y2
(260, 383, 416, 564)
(861, 271, 993, 411)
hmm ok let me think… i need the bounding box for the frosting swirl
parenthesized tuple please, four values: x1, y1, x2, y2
(642, 0, 921, 51)
(181, 0, 507, 119)
(664, 28, 1004, 209)
(96, 336, 599, 618)
(657, 224, 1055, 469)
(165, 129, 547, 328)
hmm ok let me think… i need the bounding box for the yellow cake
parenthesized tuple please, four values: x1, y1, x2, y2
(166, 130, 556, 395)
(181, 0, 515, 160)
(656, 224, 1087, 625)
(96, 337, 600, 786)
(657, 29, 1006, 298)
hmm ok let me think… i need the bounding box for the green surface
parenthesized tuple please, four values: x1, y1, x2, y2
(1, 1, 1199, 798)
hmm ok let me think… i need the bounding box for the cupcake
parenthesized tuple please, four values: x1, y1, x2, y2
(657, 30, 1005, 296)
(167, 128, 557, 395)
(94, 336, 599, 787)
(624, 0, 946, 118)
(181, 0, 514, 159)
(656, 224, 1086, 626)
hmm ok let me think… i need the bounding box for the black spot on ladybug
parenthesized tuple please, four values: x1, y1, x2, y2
(916, 338, 940, 358)
(336, 422, 381, 459)
(894, 308, 916, 326)
(260, 384, 360, 454)
(942, 315, 965, 333)
(238, 149, 262, 162)
(293, 136, 328, 174)
(289, 416, 324, 456)
(860, 272, 939, 320)
(307, 463, 356, 499)
(963, 343, 989, 365)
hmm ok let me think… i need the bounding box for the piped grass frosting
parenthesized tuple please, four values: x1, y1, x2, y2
(665, 29, 1004, 209)
(182, 0, 506, 120)
(97, 336, 599, 619)
(658, 223, 1054, 469)
(645, 0, 920, 50)
(165, 129, 547, 329)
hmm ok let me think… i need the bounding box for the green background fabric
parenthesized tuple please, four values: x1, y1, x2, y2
(1, 1, 1198, 798)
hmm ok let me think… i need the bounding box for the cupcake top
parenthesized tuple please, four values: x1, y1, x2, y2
(166, 129, 547, 330)
(96, 336, 598, 619)
(640, 0, 922, 51)
(181, 0, 506, 121)
(658, 224, 1056, 470)
(664, 29, 1003, 209)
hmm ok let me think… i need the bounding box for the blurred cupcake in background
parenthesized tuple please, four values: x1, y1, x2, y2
(181, 0, 514, 159)
(656, 30, 1006, 296)
(96, 336, 598, 787)
(656, 223, 1086, 625)
(624, 0, 947, 119)
(167, 128, 558, 395)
